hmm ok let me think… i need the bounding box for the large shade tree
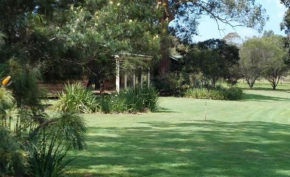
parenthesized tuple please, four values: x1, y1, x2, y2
(0, 0, 269, 79)
(157, 0, 268, 74)
(0, 0, 162, 82)
(166, 0, 267, 44)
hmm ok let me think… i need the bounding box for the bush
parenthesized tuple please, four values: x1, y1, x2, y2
(222, 87, 243, 100)
(99, 86, 159, 113)
(54, 83, 98, 113)
(153, 72, 185, 96)
(185, 87, 243, 100)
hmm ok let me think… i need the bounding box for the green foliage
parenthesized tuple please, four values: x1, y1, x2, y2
(99, 86, 159, 113)
(185, 87, 243, 100)
(29, 112, 85, 177)
(222, 87, 244, 100)
(0, 87, 14, 121)
(27, 112, 86, 177)
(167, 0, 267, 43)
(240, 37, 268, 89)
(240, 35, 288, 90)
(0, 84, 86, 177)
(0, 127, 27, 176)
(181, 39, 240, 87)
(0, 0, 162, 83)
(55, 83, 98, 113)
(153, 72, 187, 96)
(8, 59, 45, 109)
(29, 133, 71, 177)
(261, 35, 289, 90)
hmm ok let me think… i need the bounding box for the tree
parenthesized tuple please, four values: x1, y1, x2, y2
(240, 35, 288, 90)
(157, 0, 268, 74)
(0, 0, 162, 83)
(223, 32, 243, 47)
(240, 37, 267, 89)
(280, 1, 290, 61)
(261, 35, 288, 90)
(184, 39, 240, 87)
(263, 30, 275, 37)
(164, 0, 268, 44)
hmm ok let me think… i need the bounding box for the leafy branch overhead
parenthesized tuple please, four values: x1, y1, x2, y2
(166, 0, 268, 43)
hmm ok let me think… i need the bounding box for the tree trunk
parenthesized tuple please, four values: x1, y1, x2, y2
(157, 0, 174, 76)
(158, 46, 171, 75)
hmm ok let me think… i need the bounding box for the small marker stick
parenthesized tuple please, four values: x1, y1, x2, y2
(205, 101, 207, 121)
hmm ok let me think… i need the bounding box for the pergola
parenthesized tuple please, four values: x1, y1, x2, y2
(115, 53, 152, 93)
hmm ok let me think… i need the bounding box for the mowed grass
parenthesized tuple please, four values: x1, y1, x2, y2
(67, 82, 290, 177)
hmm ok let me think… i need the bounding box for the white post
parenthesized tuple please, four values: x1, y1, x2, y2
(133, 72, 136, 89)
(147, 68, 150, 88)
(124, 74, 127, 89)
(116, 58, 120, 93)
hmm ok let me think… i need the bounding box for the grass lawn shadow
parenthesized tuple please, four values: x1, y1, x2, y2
(67, 120, 290, 177)
(242, 93, 290, 102)
(155, 107, 178, 113)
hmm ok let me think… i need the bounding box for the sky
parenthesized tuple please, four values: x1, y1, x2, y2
(194, 0, 287, 42)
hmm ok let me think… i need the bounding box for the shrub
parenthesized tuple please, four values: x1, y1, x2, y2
(222, 87, 243, 100)
(55, 83, 98, 113)
(121, 86, 159, 112)
(185, 87, 243, 100)
(98, 86, 159, 113)
(153, 72, 185, 96)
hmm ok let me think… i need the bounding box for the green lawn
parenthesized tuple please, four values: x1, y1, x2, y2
(67, 87, 290, 177)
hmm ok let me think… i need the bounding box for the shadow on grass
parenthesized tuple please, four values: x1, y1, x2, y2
(67, 120, 290, 177)
(155, 107, 178, 113)
(242, 87, 289, 91)
(243, 93, 290, 102)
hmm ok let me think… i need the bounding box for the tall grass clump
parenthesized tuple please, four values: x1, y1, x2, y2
(55, 83, 98, 113)
(99, 86, 159, 113)
(185, 87, 243, 100)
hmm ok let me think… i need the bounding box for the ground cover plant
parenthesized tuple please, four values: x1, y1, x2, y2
(99, 86, 159, 113)
(55, 83, 159, 114)
(66, 81, 290, 177)
(184, 87, 243, 100)
(55, 83, 99, 113)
